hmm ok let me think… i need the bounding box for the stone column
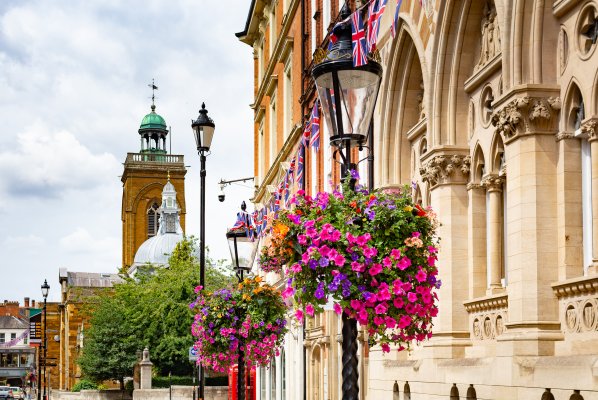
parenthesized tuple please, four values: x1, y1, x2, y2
(583, 119, 598, 274)
(481, 174, 505, 294)
(420, 153, 471, 357)
(555, 132, 583, 280)
(139, 348, 153, 390)
(491, 89, 563, 356)
(467, 183, 487, 299)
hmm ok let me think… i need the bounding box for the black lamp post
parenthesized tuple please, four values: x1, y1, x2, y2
(311, 4, 382, 400)
(40, 280, 50, 400)
(191, 102, 216, 400)
(226, 201, 258, 400)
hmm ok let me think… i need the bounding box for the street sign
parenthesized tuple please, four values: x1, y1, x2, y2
(188, 346, 198, 362)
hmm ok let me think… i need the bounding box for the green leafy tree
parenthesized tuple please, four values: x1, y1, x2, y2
(77, 293, 138, 389)
(78, 237, 233, 382)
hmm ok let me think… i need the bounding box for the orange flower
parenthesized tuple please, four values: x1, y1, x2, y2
(350, 201, 357, 208)
(273, 223, 289, 237)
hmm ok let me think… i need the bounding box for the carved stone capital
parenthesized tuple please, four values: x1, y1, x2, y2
(466, 182, 484, 191)
(420, 154, 471, 187)
(491, 95, 561, 142)
(582, 119, 598, 142)
(555, 131, 575, 141)
(481, 174, 505, 192)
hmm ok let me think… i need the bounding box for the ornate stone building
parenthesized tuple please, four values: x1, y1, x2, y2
(121, 102, 186, 270)
(242, 0, 598, 399)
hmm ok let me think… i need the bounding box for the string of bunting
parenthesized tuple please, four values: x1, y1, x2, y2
(0, 329, 29, 348)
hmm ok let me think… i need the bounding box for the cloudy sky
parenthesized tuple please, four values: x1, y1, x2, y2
(0, 0, 255, 303)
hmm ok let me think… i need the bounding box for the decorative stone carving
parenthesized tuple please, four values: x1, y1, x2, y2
(481, 174, 505, 192)
(582, 119, 598, 141)
(419, 154, 471, 187)
(553, 275, 598, 334)
(416, 80, 426, 120)
(559, 28, 569, 75)
(464, 294, 508, 341)
(466, 182, 483, 191)
(475, 1, 501, 71)
(555, 131, 575, 141)
(491, 96, 561, 141)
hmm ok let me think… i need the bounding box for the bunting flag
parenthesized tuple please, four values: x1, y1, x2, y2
(351, 10, 368, 67)
(230, 209, 256, 240)
(367, 0, 387, 52)
(302, 119, 312, 148)
(391, 0, 403, 38)
(261, 205, 268, 234)
(328, 23, 340, 51)
(0, 330, 29, 348)
(309, 100, 321, 150)
(296, 145, 305, 190)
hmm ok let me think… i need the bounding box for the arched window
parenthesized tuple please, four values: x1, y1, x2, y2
(270, 357, 276, 400)
(147, 202, 160, 238)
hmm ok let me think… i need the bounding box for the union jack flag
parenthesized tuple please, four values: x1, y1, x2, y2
(351, 11, 368, 67)
(229, 208, 255, 240)
(309, 101, 320, 150)
(252, 209, 262, 238)
(391, 0, 403, 38)
(296, 145, 305, 190)
(367, 0, 387, 52)
(261, 206, 268, 234)
(302, 119, 311, 148)
(328, 23, 340, 51)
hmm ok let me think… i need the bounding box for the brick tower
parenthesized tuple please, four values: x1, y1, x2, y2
(121, 98, 186, 270)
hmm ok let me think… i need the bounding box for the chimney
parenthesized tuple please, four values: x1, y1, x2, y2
(32, 300, 36, 308)
(24, 297, 30, 308)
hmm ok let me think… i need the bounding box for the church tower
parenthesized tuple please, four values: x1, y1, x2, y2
(121, 96, 186, 270)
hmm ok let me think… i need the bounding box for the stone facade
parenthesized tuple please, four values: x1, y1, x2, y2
(242, 0, 598, 399)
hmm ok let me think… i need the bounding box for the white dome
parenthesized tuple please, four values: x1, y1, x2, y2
(129, 232, 184, 275)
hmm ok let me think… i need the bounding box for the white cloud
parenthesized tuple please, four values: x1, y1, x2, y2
(0, 124, 120, 198)
(60, 227, 119, 255)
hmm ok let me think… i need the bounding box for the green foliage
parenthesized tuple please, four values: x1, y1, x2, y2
(78, 237, 234, 381)
(151, 375, 228, 388)
(71, 379, 99, 392)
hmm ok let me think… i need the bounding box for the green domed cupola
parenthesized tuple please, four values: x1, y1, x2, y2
(139, 105, 167, 131)
(138, 104, 168, 154)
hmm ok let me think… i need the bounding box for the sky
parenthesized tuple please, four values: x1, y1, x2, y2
(0, 0, 255, 303)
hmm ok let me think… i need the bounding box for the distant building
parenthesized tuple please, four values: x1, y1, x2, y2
(57, 269, 122, 390)
(121, 101, 187, 270)
(0, 314, 35, 387)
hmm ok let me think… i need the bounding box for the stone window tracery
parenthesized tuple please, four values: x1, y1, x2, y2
(147, 202, 160, 238)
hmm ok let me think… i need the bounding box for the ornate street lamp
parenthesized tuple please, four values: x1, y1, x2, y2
(311, 4, 382, 400)
(40, 280, 49, 400)
(226, 201, 258, 400)
(191, 102, 216, 400)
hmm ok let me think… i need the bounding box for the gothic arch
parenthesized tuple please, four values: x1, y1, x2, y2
(378, 15, 429, 186)
(472, 143, 486, 183)
(130, 182, 164, 213)
(430, 0, 503, 147)
(489, 132, 505, 174)
(563, 79, 585, 132)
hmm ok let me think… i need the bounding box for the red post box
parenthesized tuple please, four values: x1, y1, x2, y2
(228, 365, 256, 400)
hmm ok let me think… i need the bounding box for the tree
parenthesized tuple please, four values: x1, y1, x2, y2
(78, 237, 234, 382)
(77, 293, 138, 389)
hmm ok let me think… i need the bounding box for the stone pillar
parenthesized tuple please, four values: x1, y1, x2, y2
(467, 183, 487, 299)
(139, 348, 153, 390)
(583, 119, 598, 274)
(491, 88, 563, 356)
(420, 153, 471, 356)
(481, 174, 505, 294)
(555, 132, 583, 280)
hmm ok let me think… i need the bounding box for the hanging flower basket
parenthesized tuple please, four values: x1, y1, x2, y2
(263, 172, 441, 352)
(191, 277, 288, 373)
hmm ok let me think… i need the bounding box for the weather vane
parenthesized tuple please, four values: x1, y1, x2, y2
(148, 79, 158, 106)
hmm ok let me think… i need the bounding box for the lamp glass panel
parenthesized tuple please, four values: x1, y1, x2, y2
(315, 69, 381, 138)
(227, 234, 258, 271)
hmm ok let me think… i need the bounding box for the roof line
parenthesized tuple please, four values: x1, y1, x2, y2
(235, 0, 256, 38)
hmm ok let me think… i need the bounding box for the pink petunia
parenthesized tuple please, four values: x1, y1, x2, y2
(374, 302, 388, 314)
(363, 246, 378, 258)
(381, 343, 391, 353)
(385, 317, 397, 328)
(393, 296, 404, 308)
(369, 263, 383, 276)
(415, 269, 427, 282)
(333, 302, 343, 315)
(297, 234, 308, 245)
(351, 261, 365, 273)
(427, 256, 436, 266)
(333, 254, 346, 266)
(398, 315, 412, 328)
(281, 286, 295, 299)
(397, 257, 412, 270)
(291, 263, 302, 273)
(407, 292, 418, 302)
(305, 303, 315, 317)
(357, 309, 369, 324)
(383, 257, 393, 268)
(295, 309, 304, 322)
(350, 299, 363, 311)
(373, 316, 385, 326)
(390, 249, 401, 259)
